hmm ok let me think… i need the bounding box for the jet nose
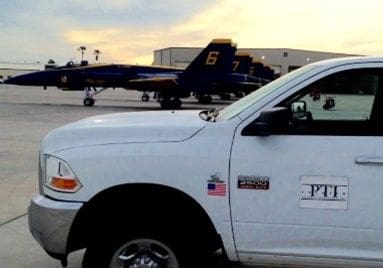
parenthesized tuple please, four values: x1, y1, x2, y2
(3, 71, 45, 86)
(3, 77, 15, 84)
(4, 75, 26, 85)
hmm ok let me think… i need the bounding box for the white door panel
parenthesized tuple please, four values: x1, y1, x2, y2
(231, 135, 383, 260)
(230, 67, 383, 263)
(235, 223, 383, 261)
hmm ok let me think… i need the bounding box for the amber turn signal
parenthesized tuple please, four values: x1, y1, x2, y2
(51, 176, 79, 190)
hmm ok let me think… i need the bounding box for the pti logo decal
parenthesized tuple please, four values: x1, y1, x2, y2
(300, 176, 348, 209)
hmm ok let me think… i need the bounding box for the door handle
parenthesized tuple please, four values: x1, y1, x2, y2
(355, 156, 383, 165)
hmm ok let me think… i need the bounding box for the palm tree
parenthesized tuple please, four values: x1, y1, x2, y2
(94, 49, 102, 62)
(78, 46, 86, 60)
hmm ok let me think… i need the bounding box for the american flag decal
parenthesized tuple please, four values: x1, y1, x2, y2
(208, 181, 227, 196)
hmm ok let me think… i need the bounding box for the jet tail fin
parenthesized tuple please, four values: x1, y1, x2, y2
(183, 39, 236, 76)
(250, 61, 275, 84)
(233, 52, 252, 74)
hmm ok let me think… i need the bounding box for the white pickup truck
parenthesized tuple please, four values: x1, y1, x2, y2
(29, 56, 383, 268)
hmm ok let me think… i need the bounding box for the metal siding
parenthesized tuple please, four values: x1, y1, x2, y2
(154, 47, 358, 75)
(172, 48, 202, 68)
(154, 51, 163, 66)
(0, 63, 43, 79)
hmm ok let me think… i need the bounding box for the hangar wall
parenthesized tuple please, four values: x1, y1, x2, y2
(154, 48, 202, 68)
(153, 47, 358, 75)
(0, 63, 42, 82)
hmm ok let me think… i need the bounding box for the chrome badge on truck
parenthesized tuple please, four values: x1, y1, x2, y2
(300, 176, 348, 209)
(237, 175, 270, 190)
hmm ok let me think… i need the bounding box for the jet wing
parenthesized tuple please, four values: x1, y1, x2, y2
(126, 76, 179, 91)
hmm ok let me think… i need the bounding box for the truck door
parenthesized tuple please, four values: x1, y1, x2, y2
(230, 68, 383, 262)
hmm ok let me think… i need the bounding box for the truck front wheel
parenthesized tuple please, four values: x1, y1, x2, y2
(83, 234, 182, 268)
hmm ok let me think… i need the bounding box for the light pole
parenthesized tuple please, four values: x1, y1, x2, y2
(94, 49, 102, 62)
(78, 46, 86, 61)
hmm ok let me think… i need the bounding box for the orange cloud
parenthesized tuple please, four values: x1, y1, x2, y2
(62, 0, 383, 64)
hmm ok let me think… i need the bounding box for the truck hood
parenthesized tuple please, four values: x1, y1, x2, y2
(42, 110, 207, 153)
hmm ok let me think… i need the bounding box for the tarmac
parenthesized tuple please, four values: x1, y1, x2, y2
(0, 85, 234, 267)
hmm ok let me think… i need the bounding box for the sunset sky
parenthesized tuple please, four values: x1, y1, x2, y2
(1, 0, 383, 65)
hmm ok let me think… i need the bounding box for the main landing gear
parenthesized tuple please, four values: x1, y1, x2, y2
(197, 95, 212, 104)
(159, 97, 182, 109)
(83, 97, 95, 107)
(219, 93, 231, 100)
(141, 92, 160, 102)
(234, 91, 245, 98)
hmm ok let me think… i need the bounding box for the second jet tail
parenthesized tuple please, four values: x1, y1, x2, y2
(233, 52, 252, 74)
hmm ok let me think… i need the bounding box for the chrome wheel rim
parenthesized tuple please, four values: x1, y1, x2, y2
(109, 238, 179, 268)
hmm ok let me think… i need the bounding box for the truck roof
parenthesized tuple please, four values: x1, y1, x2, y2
(310, 55, 383, 67)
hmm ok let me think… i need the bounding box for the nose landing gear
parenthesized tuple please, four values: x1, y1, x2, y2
(82, 86, 109, 107)
(141, 93, 150, 102)
(83, 97, 95, 107)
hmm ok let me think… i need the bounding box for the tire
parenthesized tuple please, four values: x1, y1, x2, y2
(170, 98, 182, 109)
(198, 95, 212, 104)
(141, 94, 150, 102)
(83, 98, 95, 107)
(234, 91, 245, 98)
(197, 96, 204, 103)
(160, 98, 171, 109)
(204, 95, 212, 104)
(220, 93, 231, 100)
(82, 233, 183, 268)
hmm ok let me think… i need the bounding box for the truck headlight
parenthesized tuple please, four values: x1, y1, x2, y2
(45, 155, 82, 193)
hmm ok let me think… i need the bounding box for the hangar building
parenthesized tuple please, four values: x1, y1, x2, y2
(153, 47, 358, 76)
(0, 62, 43, 82)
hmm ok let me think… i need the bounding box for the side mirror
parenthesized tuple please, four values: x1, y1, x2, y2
(291, 101, 307, 119)
(242, 107, 289, 136)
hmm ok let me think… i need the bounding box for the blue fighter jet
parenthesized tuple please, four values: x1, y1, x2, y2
(5, 39, 259, 109)
(249, 61, 275, 86)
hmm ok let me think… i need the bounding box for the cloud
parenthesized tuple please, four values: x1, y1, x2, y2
(170, 0, 383, 54)
(68, 0, 132, 10)
(62, 27, 165, 63)
(61, 25, 212, 64)
(3, 0, 383, 64)
(64, 29, 124, 45)
(0, 0, 220, 63)
(59, 0, 383, 64)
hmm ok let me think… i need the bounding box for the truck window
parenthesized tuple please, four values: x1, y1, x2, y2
(217, 65, 318, 121)
(280, 68, 383, 135)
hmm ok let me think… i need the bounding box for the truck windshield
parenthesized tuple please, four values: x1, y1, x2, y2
(216, 65, 317, 121)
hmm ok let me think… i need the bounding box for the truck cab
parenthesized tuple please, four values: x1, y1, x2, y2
(29, 56, 383, 267)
